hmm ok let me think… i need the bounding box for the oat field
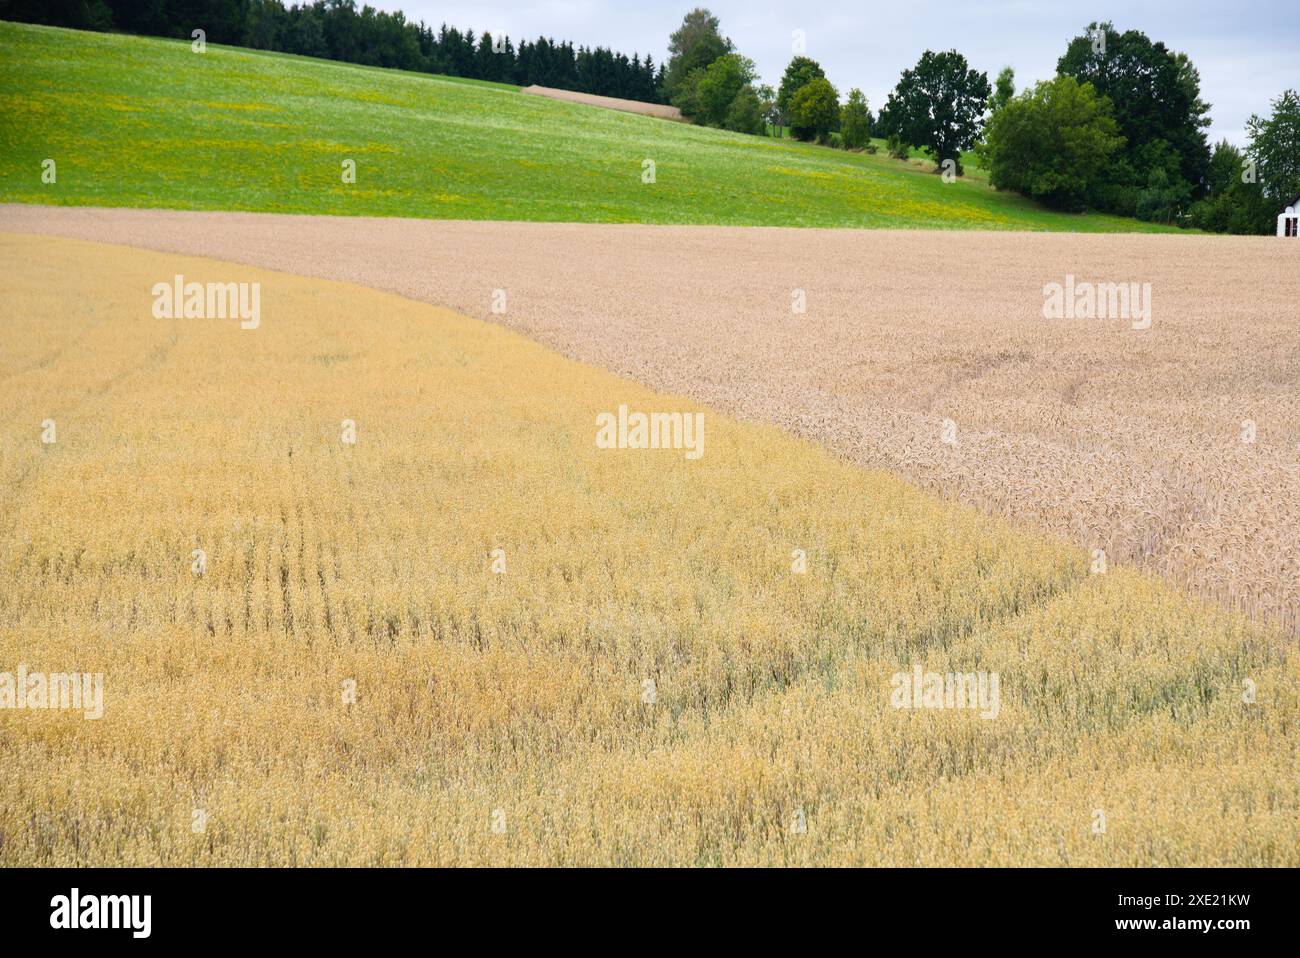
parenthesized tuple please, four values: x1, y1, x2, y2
(1, 233, 1296, 866)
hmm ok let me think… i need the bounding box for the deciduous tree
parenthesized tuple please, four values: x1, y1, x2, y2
(980, 75, 1123, 211)
(789, 76, 840, 143)
(840, 88, 872, 149)
(663, 7, 731, 102)
(877, 50, 990, 174)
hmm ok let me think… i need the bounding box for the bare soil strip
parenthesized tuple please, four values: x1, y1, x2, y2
(2, 204, 1296, 632)
(520, 84, 685, 120)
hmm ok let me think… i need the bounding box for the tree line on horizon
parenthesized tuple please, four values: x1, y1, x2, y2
(660, 9, 1297, 235)
(979, 22, 1298, 234)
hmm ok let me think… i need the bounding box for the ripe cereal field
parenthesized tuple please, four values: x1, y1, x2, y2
(5, 206, 1296, 636)
(1, 233, 1296, 866)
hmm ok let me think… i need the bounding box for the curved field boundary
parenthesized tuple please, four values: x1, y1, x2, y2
(1, 232, 1295, 866)
(2, 205, 1296, 636)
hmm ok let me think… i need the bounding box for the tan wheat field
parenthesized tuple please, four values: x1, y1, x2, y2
(0, 233, 1296, 866)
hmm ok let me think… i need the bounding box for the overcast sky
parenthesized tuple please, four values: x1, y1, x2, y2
(380, 1, 1297, 146)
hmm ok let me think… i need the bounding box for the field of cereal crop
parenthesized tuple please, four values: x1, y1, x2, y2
(5, 205, 1295, 637)
(1, 232, 1296, 866)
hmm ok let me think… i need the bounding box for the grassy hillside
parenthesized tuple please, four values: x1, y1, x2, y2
(3, 232, 1293, 865)
(0, 22, 1180, 232)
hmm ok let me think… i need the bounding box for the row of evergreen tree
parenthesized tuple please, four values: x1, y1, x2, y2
(1, 0, 667, 102)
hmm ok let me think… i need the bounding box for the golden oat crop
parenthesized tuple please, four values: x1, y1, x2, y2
(1, 233, 1296, 866)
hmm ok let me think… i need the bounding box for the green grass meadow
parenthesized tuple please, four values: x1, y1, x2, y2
(0, 21, 1181, 231)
